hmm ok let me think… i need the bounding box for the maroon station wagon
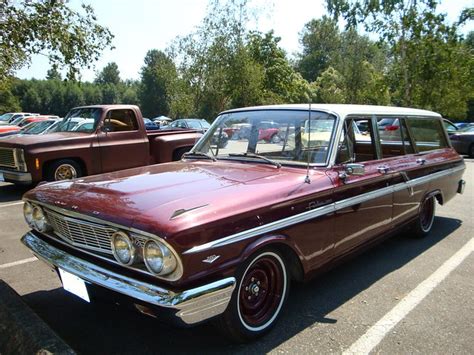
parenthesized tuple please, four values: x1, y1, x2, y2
(21, 104, 466, 341)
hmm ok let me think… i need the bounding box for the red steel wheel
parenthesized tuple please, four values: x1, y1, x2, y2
(217, 250, 289, 341)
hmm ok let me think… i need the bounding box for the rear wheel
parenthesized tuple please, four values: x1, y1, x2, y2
(46, 159, 82, 181)
(468, 144, 474, 158)
(410, 195, 436, 238)
(216, 249, 289, 342)
(270, 134, 281, 144)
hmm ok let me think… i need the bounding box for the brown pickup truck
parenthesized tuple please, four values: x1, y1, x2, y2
(0, 105, 202, 184)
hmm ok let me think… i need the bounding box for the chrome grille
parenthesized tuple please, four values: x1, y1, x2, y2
(45, 208, 116, 254)
(0, 148, 16, 169)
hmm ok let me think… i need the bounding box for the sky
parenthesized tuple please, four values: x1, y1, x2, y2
(16, 0, 474, 82)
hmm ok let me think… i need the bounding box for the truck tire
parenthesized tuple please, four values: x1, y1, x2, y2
(46, 159, 83, 181)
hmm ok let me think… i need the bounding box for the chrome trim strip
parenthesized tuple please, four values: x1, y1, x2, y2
(184, 164, 465, 254)
(21, 232, 236, 325)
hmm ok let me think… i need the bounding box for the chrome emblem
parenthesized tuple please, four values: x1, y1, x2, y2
(202, 255, 220, 264)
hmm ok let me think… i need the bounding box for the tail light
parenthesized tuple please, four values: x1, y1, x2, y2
(385, 125, 399, 131)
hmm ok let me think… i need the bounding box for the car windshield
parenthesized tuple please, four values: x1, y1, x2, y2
(22, 120, 56, 134)
(56, 108, 101, 133)
(192, 109, 337, 166)
(0, 113, 14, 122)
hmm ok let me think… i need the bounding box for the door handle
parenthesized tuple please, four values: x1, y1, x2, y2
(377, 166, 390, 174)
(416, 158, 426, 165)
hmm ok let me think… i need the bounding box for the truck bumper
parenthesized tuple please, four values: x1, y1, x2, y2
(21, 232, 236, 326)
(0, 169, 32, 184)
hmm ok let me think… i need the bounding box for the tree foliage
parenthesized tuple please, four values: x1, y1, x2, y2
(0, 0, 114, 83)
(325, 0, 474, 118)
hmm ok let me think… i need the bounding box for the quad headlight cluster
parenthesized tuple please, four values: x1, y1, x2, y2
(111, 231, 178, 277)
(23, 202, 51, 232)
(24, 201, 181, 279)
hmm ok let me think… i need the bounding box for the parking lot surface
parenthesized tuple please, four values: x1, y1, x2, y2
(0, 159, 473, 354)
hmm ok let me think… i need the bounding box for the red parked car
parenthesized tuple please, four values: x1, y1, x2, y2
(0, 125, 21, 134)
(21, 104, 465, 341)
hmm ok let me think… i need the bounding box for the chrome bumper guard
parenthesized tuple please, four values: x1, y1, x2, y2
(21, 232, 236, 325)
(0, 168, 32, 184)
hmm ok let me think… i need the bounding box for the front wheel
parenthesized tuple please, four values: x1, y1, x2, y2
(46, 159, 82, 181)
(410, 195, 436, 238)
(216, 250, 289, 342)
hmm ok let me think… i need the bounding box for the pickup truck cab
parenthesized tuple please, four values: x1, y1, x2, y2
(0, 105, 202, 184)
(20, 104, 465, 341)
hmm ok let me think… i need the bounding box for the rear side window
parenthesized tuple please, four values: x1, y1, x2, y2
(105, 109, 138, 132)
(406, 117, 448, 152)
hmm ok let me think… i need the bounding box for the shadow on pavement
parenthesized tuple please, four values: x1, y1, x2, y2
(22, 216, 461, 354)
(0, 183, 31, 203)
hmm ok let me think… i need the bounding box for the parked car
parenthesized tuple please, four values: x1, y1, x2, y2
(0, 119, 59, 138)
(453, 122, 473, 130)
(226, 121, 282, 143)
(20, 104, 465, 341)
(143, 118, 160, 131)
(0, 112, 39, 125)
(0, 125, 21, 136)
(166, 118, 211, 132)
(14, 115, 59, 128)
(0, 105, 202, 184)
(449, 125, 474, 157)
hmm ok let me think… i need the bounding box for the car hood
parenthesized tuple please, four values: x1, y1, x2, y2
(26, 161, 330, 244)
(0, 132, 89, 148)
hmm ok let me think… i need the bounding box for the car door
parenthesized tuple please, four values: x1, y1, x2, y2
(97, 108, 149, 173)
(330, 117, 395, 257)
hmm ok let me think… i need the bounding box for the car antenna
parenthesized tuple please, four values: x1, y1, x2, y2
(305, 103, 312, 184)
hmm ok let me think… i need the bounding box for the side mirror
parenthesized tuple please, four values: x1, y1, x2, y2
(339, 163, 365, 183)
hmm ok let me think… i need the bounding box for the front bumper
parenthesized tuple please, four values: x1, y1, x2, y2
(0, 168, 32, 184)
(21, 232, 236, 325)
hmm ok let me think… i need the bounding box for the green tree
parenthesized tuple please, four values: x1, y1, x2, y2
(297, 16, 341, 82)
(0, 0, 114, 83)
(311, 66, 347, 103)
(139, 49, 178, 118)
(0, 81, 21, 112)
(95, 62, 121, 85)
(326, 0, 474, 117)
(46, 65, 62, 81)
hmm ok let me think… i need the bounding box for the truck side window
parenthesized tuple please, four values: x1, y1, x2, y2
(104, 109, 138, 132)
(406, 117, 448, 152)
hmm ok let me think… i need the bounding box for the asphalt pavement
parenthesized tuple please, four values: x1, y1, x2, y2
(0, 159, 472, 354)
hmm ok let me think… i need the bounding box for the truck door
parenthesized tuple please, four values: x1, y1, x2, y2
(97, 108, 149, 173)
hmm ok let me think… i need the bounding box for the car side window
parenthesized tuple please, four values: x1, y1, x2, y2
(406, 117, 449, 152)
(377, 116, 414, 157)
(337, 117, 378, 163)
(104, 109, 138, 132)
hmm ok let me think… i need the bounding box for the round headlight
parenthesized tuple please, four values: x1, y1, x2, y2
(23, 202, 34, 227)
(31, 205, 51, 232)
(143, 240, 177, 275)
(111, 231, 137, 265)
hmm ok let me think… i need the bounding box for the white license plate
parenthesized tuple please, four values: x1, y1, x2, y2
(0, 173, 4, 182)
(58, 268, 90, 303)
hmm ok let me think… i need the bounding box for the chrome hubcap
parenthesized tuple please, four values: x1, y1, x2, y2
(54, 164, 77, 180)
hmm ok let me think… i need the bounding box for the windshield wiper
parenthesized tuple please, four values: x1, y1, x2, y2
(227, 153, 281, 168)
(182, 151, 216, 161)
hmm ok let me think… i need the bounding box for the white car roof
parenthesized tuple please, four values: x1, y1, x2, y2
(223, 104, 441, 118)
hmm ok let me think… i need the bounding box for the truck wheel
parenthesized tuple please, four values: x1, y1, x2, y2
(47, 159, 82, 181)
(410, 195, 436, 238)
(216, 249, 289, 342)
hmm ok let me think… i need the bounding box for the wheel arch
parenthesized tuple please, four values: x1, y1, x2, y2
(241, 235, 305, 282)
(42, 157, 87, 179)
(425, 189, 444, 205)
